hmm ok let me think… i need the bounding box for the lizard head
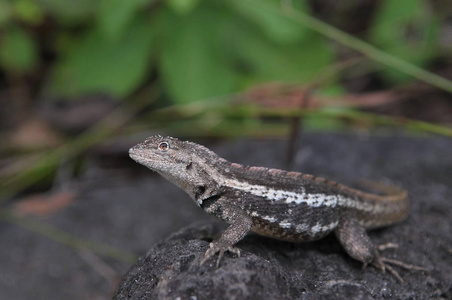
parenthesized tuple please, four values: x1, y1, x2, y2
(129, 135, 221, 204)
(129, 135, 189, 173)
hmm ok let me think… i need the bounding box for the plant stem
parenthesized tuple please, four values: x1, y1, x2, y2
(246, 1, 452, 93)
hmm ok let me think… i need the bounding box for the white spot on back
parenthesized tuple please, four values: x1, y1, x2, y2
(221, 178, 339, 208)
(295, 220, 339, 236)
(221, 178, 381, 213)
(279, 221, 292, 228)
(261, 215, 277, 223)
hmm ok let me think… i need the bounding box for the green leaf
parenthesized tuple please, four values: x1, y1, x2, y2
(48, 15, 153, 98)
(13, 0, 44, 24)
(318, 84, 345, 96)
(235, 27, 334, 86)
(167, 0, 200, 14)
(0, 26, 38, 73)
(34, 0, 98, 24)
(369, 0, 439, 82)
(0, 0, 13, 27)
(228, 0, 308, 44)
(159, 7, 237, 103)
(98, 0, 141, 40)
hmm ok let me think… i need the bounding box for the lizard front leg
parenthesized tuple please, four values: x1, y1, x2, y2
(201, 199, 252, 267)
(334, 218, 426, 283)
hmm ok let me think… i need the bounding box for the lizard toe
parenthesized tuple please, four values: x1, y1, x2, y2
(200, 241, 241, 267)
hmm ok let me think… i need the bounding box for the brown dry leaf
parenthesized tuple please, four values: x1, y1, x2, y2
(7, 118, 63, 150)
(13, 190, 76, 217)
(243, 82, 400, 109)
(243, 83, 313, 108)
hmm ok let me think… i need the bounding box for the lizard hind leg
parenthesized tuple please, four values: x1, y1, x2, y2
(334, 218, 378, 268)
(334, 218, 427, 283)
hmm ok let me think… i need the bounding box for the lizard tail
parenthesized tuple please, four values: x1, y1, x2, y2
(337, 179, 409, 229)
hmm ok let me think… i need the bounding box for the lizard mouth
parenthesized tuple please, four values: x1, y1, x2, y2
(129, 148, 148, 160)
(128, 148, 162, 166)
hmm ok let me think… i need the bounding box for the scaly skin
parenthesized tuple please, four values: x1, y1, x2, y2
(129, 136, 427, 282)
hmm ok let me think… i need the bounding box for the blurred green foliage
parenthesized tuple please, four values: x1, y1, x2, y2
(369, 0, 439, 82)
(0, 0, 450, 268)
(0, 0, 446, 103)
(0, 25, 38, 72)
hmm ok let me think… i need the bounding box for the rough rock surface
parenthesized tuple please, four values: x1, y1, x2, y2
(114, 134, 452, 300)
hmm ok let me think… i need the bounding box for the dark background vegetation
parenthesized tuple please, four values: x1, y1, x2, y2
(0, 0, 451, 299)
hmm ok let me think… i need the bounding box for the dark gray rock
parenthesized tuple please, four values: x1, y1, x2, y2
(114, 134, 452, 300)
(2, 133, 449, 299)
(114, 223, 303, 300)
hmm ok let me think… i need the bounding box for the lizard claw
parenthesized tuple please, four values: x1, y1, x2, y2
(200, 241, 241, 268)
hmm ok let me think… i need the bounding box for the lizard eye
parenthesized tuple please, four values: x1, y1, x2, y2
(158, 142, 169, 151)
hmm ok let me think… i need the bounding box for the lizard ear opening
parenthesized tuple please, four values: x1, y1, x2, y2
(194, 185, 206, 200)
(186, 161, 193, 170)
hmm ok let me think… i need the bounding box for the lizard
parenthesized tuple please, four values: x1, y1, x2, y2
(129, 135, 426, 282)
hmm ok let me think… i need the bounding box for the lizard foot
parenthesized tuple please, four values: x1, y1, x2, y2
(200, 241, 241, 268)
(372, 254, 429, 283)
